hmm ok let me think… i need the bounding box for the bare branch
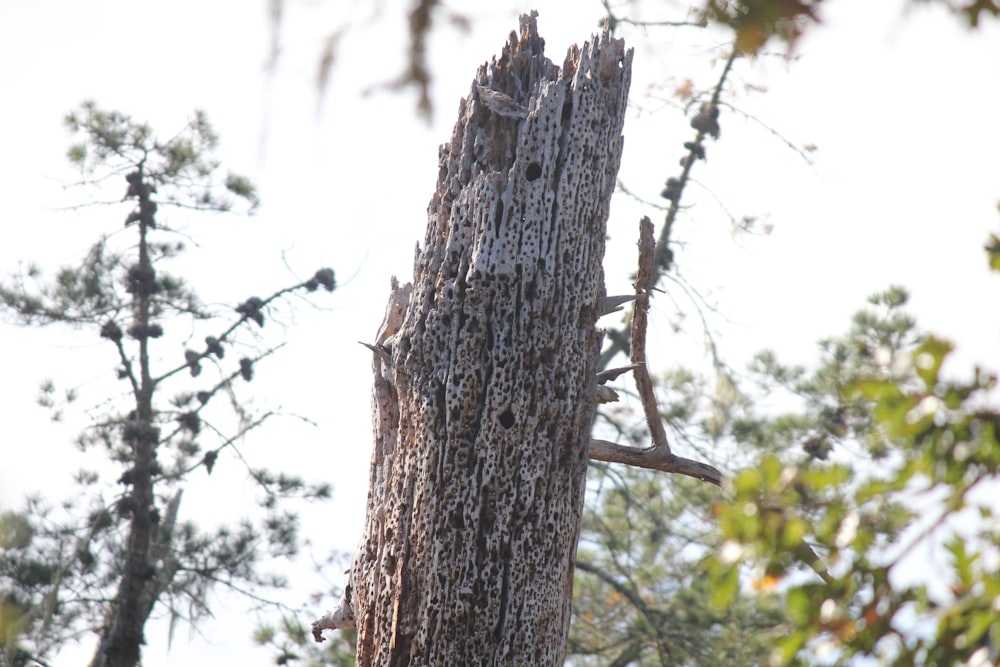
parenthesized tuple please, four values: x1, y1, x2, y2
(311, 593, 356, 641)
(599, 0, 707, 31)
(720, 101, 816, 166)
(653, 46, 738, 274)
(588, 218, 722, 487)
(601, 293, 645, 316)
(596, 363, 641, 385)
(588, 439, 722, 486)
(629, 217, 670, 452)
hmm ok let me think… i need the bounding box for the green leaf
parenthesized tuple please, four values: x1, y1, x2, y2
(0, 512, 34, 549)
(710, 561, 740, 608)
(785, 587, 814, 624)
(913, 336, 953, 386)
(945, 537, 977, 586)
(800, 464, 851, 490)
(986, 233, 1000, 272)
(781, 516, 808, 551)
(775, 628, 807, 665)
(734, 466, 763, 496)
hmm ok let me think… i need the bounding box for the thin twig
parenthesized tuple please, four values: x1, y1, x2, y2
(615, 177, 668, 210)
(599, 0, 707, 31)
(720, 102, 816, 166)
(575, 560, 656, 620)
(654, 46, 738, 273)
(601, 43, 740, 368)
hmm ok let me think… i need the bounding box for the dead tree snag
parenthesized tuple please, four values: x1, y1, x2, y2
(314, 12, 632, 665)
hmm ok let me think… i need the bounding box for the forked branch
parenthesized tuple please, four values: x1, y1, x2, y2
(589, 217, 722, 487)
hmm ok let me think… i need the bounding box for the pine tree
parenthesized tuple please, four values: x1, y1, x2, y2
(0, 102, 336, 667)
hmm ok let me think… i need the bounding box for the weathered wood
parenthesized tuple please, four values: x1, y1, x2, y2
(314, 12, 632, 665)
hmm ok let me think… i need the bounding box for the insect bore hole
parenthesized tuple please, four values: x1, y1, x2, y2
(525, 162, 542, 182)
(499, 409, 515, 429)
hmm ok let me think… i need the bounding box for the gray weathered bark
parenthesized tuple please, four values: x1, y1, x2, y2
(315, 13, 632, 665)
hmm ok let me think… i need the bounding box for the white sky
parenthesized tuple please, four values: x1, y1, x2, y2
(1, 0, 999, 664)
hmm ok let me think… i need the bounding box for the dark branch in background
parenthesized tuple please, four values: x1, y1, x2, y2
(656, 47, 736, 273)
(573, 559, 673, 663)
(599, 0, 707, 30)
(575, 559, 662, 626)
(395, 0, 439, 117)
(272, 0, 472, 120)
(155, 267, 334, 386)
(599, 46, 738, 370)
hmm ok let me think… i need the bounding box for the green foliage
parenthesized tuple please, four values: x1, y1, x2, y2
(572, 285, 940, 664)
(255, 614, 358, 667)
(950, 0, 1000, 27)
(570, 366, 787, 665)
(64, 101, 259, 213)
(0, 103, 334, 667)
(707, 279, 1000, 666)
(0, 513, 34, 659)
(986, 231, 1000, 272)
(700, 0, 822, 54)
(571, 467, 786, 666)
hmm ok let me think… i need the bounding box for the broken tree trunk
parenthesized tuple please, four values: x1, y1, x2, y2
(315, 13, 632, 665)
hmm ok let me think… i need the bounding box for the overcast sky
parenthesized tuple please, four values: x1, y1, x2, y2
(1, 0, 998, 664)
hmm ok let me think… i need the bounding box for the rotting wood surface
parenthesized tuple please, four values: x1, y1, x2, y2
(315, 13, 632, 666)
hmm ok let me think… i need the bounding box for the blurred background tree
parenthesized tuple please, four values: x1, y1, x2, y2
(0, 103, 336, 667)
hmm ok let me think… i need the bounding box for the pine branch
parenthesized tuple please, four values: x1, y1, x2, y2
(599, 43, 739, 369)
